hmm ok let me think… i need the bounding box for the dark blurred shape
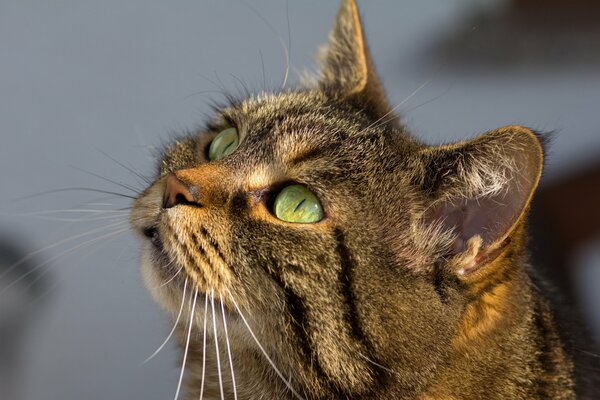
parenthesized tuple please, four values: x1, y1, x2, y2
(0, 236, 50, 400)
(529, 157, 600, 396)
(425, 0, 600, 71)
(531, 158, 600, 299)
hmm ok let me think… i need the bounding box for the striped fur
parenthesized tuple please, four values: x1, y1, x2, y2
(130, 1, 583, 398)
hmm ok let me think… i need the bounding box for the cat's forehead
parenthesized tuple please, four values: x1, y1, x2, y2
(218, 91, 394, 163)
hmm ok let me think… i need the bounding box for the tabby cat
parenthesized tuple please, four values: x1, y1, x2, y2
(131, 1, 583, 398)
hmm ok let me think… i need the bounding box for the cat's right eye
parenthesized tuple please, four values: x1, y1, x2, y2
(273, 184, 324, 223)
(208, 127, 239, 161)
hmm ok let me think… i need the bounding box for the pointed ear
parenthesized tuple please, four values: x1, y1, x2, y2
(418, 126, 544, 276)
(318, 0, 392, 119)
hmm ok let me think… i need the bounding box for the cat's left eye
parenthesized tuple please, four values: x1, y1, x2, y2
(273, 184, 324, 223)
(208, 127, 239, 161)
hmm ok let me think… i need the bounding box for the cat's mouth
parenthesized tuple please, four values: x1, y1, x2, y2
(142, 226, 171, 267)
(142, 226, 161, 249)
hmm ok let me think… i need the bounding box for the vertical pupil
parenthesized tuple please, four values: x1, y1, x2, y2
(294, 198, 306, 212)
(273, 184, 323, 223)
(222, 140, 234, 154)
(209, 127, 238, 160)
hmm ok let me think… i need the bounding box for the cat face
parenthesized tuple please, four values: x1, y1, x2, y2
(131, 0, 544, 397)
(131, 90, 434, 392)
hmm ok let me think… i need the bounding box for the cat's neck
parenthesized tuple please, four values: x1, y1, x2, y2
(176, 267, 575, 399)
(420, 281, 574, 399)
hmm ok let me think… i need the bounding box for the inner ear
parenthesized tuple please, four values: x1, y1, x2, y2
(428, 196, 518, 256)
(421, 126, 544, 275)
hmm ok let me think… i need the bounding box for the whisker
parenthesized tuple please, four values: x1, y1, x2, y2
(13, 227, 130, 306)
(357, 351, 397, 375)
(70, 165, 142, 195)
(8, 209, 129, 216)
(281, 0, 291, 90)
(174, 289, 198, 400)
(70, 199, 131, 211)
(237, 0, 290, 91)
(156, 264, 184, 289)
(229, 73, 252, 99)
(259, 49, 267, 92)
(226, 289, 305, 400)
(24, 274, 60, 307)
(22, 226, 131, 295)
(144, 257, 183, 291)
(17, 223, 128, 306)
(14, 187, 137, 201)
(95, 148, 153, 185)
(403, 84, 453, 114)
(0, 219, 129, 281)
(211, 290, 225, 400)
(1, 225, 131, 296)
(196, 72, 229, 95)
(365, 77, 433, 132)
(221, 298, 238, 400)
(142, 278, 189, 365)
(199, 294, 209, 400)
(8, 212, 128, 223)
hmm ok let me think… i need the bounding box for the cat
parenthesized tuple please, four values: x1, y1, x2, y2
(130, 0, 589, 398)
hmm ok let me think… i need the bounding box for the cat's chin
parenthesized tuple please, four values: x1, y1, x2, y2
(140, 245, 184, 313)
(140, 245, 238, 319)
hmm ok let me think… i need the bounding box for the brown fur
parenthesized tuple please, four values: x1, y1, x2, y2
(130, 1, 578, 398)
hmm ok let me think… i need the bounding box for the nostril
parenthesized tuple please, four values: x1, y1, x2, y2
(175, 193, 193, 206)
(163, 173, 198, 209)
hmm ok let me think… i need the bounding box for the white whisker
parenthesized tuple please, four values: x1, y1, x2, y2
(174, 289, 198, 400)
(237, 0, 290, 91)
(14, 215, 126, 223)
(12, 227, 130, 305)
(226, 289, 305, 400)
(199, 294, 209, 400)
(142, 278, 188, 364)
(357, 351, 397, 375)
(221, 298, 238, 400)
(1, 225, 130, 296)
(7, 207, 129, 223)
(0, 219, 128, 281)
(211, 290, 225, 400)
(365, 77, 433, 132)
(281, 0, 291, 90)
(21, 226, 130, 296)
(7, 208, 129, 216)
(144, 260, 183, 290)
(157, 264, 184, 288)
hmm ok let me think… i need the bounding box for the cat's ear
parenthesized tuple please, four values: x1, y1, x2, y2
(418, 126, 544, 276)
(318, 0, 392, 119)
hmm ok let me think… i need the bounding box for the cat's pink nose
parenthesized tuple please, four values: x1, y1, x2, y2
(163, 173, 197, 208)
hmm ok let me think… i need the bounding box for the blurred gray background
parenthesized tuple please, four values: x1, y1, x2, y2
(1, 1, 599, 399)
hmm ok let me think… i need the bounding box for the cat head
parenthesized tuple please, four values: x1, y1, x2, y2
(131, 0, 544, 397)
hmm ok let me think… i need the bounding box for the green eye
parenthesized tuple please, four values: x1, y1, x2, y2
(273, 184, 324, 223)
(208, 127, 239, 161)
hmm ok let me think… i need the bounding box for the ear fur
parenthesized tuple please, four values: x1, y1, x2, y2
(418, 126, 544, 276)
(318, 0, 393, 120)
